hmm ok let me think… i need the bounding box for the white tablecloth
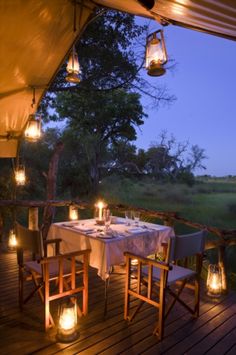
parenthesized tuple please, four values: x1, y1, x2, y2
(48, 218, 174, 280)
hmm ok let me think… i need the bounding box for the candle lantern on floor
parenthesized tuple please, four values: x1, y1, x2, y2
(69, 204, 79, 221)
(8, 229, 17, 250)
(57, 300, 78, 342)
(145, 29, 168, 77)
(94, 200, 107, 225)
(207, 264, 222, 298)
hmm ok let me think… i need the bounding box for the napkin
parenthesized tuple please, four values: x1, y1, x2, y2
(73, 225, 94, 233)
(126, 227, 143, 234)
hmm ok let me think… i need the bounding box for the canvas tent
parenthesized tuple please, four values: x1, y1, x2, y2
(0, 0, 235, 158)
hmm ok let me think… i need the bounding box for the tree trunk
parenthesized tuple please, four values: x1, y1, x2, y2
(42, 142, 64, 240)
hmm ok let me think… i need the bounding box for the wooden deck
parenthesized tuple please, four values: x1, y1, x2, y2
(1, 249, 236, 355)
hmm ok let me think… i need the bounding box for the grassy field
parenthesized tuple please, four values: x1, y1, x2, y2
(100, 175, 236, 230)
(99, 175, 236, 280)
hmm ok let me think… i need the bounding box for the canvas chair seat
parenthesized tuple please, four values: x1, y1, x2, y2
(142, 263, 196, 285)
(124, 230, 207, 340)
(25, 259, 74, 278)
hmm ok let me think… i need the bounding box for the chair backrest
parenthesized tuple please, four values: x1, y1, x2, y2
(16, 222, 44, 261)
(168, 230, 206, 262)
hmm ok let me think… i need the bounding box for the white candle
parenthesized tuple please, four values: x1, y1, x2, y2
(97, 201, 104, 220)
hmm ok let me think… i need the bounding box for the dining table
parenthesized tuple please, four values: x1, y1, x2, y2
(48, 217, 174, 280)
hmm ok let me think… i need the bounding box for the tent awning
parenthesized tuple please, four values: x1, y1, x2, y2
(95, 1, 236, 41)
(0, 0, 235, 157)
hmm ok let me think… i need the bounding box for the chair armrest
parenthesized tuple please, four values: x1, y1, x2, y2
(124, 251, 172, 271)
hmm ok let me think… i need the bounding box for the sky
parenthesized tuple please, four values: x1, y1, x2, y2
(135, 17, 236, 177)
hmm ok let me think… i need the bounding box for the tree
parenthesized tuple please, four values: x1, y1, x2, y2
(38, 11, 175, 195)
(145, 131, 207, 182)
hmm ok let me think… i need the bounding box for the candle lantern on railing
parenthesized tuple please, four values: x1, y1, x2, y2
(69, 204, 79, 221)
(15, 164, 26, 186)
(24, 114, 41, 142)
(145, 29, 168, 77)
(207, 264, 222, 298)
(57, 300, 78, 342)
(94, 200, 107, 225)
(8, 229, 17, 250)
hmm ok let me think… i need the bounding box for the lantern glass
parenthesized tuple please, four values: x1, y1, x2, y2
(8, 229, 17, 249)
(66, 47, 80, 83)
(146, 30, 167, 76)
(94, 200, 107, 225)
(15, 164, 26, 186)
(57, 301, 78, 342)
(207, 264, 222, 297)
(25, 114, 41, 142)
(69, 205, 79, 221)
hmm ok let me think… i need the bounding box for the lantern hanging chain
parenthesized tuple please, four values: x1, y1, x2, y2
(31, 87, 36, 109)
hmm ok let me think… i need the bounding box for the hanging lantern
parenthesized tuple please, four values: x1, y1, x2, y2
(57, 301, 79, 342)
(145, 29, 168, 77)
(8, 229, 17, 250)
(94, 200, 107, 225)
(15, 164, 26, 186)
(207, 264, 222, 298)
(69, 204, 79, 221)
(66, 46, 80, 83)
(25, 114, 41, 142)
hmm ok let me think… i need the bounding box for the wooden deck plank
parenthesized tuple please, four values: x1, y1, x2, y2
(1, 247, 236, 355)
(143, 294, 236, 355)
(195, 317, 236, 355)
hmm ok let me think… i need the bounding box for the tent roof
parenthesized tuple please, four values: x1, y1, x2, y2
(0, 0, 235, 157)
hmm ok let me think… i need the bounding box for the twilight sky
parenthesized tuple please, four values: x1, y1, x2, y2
(135, 17, 236, 177)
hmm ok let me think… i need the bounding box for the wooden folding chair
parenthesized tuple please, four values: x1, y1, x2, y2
(124, 230, 206, 339)
(16, 222, 90, 331)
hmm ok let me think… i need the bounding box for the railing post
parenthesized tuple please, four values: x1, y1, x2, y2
(163, 216, 174, 228)
(218, 243, 227, 293)
(28, 207, 39, 231)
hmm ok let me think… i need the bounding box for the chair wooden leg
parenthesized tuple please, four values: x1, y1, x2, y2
(194, 278, 200, 317)
(83, 254, 89, 316)
(153, 278, 165, 339)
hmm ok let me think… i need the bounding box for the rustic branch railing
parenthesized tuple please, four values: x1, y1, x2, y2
(1, 199, 236, 292)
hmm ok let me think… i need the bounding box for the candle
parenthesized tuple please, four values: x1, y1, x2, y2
(97, 201, 104, 221)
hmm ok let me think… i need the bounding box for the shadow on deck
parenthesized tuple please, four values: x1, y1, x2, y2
(1, 249, 236, 355)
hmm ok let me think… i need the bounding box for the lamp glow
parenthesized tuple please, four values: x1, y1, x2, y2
(207, 264, 222, 298)
(8, 229, 17, 249)
(25, 114, 41, 142)
(145, 30, 167, 77)
(57, 301, 78, 342)
(66, 46, 80, 83)
(15, 164, 26, 186)
(69, 205, 79, 221)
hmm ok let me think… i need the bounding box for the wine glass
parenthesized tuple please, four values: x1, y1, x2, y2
(125, 210, 132, 226)
(103, 209, 111, 233)
(132, 211, 140, 226)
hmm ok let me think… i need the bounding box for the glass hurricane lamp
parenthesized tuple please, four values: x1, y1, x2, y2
(145, 29, 168, 76)
(66, 46, 80, 83)
(25, 114, 41, 142)
(57, 301, 78, 342)
(207, 264, 222, 298)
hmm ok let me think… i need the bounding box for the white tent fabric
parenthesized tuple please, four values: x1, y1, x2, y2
(0, 0, 235, 157)
(95, 1, 236, 41)
(0, 0, 95, 157)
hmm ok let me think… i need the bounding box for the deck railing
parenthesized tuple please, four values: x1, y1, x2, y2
(1, 199, 236, 292)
